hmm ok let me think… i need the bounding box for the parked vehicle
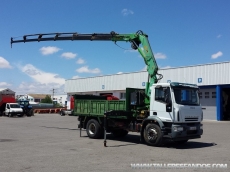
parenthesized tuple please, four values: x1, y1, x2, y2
(17, 100, 34, 117)
(17, 100, 55, 116)
(11, 30, 203, 146)
(0, 89, 23, 117)
(4, 103, 23, 117)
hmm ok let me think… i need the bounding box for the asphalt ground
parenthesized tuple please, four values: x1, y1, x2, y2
(0, 114, 229, 172)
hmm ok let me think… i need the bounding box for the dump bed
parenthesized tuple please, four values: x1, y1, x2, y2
(73, 99, 126, 117)
(0, 94, 16, 107)
(73, 88, 146, 118)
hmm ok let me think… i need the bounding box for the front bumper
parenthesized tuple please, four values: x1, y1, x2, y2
(163, 123, 203, 141)
(10, 112, 24, 116)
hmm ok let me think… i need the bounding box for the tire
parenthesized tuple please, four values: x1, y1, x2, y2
(144, 123, 163, 146)
(112, 129, 128, 137)
(8, 113, 12, 118)
(26, 109, 32, 117)
(174, 139, 188, 144)
(29, 109, 34, 116)
(86, 119, 103, 139)
(60, 111, 65, 116)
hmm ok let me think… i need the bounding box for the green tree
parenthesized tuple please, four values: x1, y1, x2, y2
(41, 95, 53, 103)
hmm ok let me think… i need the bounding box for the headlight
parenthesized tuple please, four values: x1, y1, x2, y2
(173, 126, 183, 132)
(200, 124, 203, 129)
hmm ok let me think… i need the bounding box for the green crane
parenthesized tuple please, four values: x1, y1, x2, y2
(11, 30, 162, 105)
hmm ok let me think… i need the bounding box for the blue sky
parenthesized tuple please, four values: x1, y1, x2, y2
(0, 0, 229, 95)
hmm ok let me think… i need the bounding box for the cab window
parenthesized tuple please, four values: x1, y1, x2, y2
(155, 87, 171, 103)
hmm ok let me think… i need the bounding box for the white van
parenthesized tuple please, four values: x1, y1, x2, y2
(5, 103, 24, 117)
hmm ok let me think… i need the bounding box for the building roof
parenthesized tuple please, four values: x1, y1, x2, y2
(28, 94, 50, 99)
(65, 60, 230, 93)
(65, 60, 230, 81)
(0, 88, 15, 94)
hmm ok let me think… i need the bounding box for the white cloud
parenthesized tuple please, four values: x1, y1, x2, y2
(217, 34, 222, 38)
(40, 46, 61, 55)
(0, 56, 12, 68)
(76, 66, 101, 74)
(124, 49, 137, 53)
(61, 52, 77, 59)
(72, 75, 81, 79)
(121, 9, 134, 16)
(76, 58, 85, 64)
(160, 66, 171, 69)
(117, 72, 123, 74)
(155, 53, 167, 59)
(20, 64, 65, 85)
(211, 51, 223, 59)
(15, 82, 64, 95)
(0, 82, 11, 87)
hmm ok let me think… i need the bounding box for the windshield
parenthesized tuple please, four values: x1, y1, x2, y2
(19, 101, 29, 106)
(173, 87, 200, 106)
(10, 104, 21, 108)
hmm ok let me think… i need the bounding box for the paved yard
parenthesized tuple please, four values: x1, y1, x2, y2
(0, 114, 229, 172)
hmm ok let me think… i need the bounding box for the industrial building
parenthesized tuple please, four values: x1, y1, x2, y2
(64, 61, 230, 121)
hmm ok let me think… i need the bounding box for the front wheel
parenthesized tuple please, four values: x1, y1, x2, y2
(144, 123, 163, 146)
(19, 114, 24, 117)
(86, 119, 103, 139)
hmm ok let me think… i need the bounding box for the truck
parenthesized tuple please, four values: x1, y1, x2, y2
(11, 30, 203, 146)
(0, 89, 24, 117)
(18, 100, 57, 116)
(4, 103, 24, 117)
(17, 100, 34, 117)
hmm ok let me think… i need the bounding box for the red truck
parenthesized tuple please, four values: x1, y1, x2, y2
(0, 88, 23, 117)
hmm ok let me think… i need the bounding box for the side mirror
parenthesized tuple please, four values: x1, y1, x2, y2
(166, 102, 172, 112)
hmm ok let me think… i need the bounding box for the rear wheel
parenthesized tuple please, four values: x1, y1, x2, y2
(144, 123, 163, 146)
(86, 119, 103, 139)
(29, 109, 34, 116)
(60, 110, 65, 116)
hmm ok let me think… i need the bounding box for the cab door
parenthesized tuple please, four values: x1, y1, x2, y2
(150, 86, 173, 122)
(5, 104, 10, 116)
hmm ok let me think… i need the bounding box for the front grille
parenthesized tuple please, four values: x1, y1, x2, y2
(185, 117, 198, 122)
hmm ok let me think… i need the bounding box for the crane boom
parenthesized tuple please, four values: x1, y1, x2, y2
(11, 30, 162, 103)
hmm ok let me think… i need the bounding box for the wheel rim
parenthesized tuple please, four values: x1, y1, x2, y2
(88, 123, 96, 135)
(147, 127, 158, 141)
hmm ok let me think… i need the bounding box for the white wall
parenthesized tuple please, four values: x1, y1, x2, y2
(53, 94, 67, 107)
(18, 95, 35, 102)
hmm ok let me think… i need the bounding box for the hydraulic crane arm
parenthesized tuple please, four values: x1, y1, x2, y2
(11, 30, 162, 101)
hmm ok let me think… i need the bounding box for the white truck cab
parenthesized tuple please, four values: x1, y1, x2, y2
(5, 103, 24, 117)
(149, 82, 203, 142)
